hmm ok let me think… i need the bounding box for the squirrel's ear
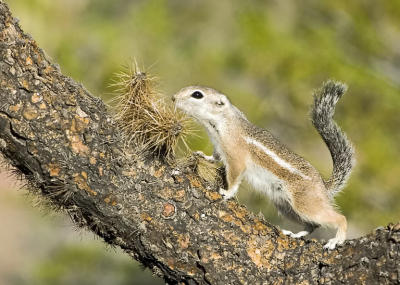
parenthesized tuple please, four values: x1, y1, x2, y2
(215, 97, 227, 107)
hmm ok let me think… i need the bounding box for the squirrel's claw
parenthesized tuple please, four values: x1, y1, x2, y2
(194, 151, 216, 162)
(219, 188, 235, 200)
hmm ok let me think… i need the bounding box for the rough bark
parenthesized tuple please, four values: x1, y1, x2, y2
(0, 2, 399, 284)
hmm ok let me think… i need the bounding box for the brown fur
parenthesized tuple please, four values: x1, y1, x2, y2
(173, 85, 350, 249)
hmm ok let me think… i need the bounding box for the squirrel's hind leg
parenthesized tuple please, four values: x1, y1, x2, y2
(303, 207, 347, 250)
(282, 223, 317, 238)
(322, 212, 347, 250)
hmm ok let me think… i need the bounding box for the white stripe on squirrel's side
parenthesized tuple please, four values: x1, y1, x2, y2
(244, 136, 311, 180)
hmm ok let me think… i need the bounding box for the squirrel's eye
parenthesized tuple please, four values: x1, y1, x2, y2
(191, 91, 204, 99)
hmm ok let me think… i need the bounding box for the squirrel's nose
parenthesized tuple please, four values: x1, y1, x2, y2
(171, 95, 176, 102)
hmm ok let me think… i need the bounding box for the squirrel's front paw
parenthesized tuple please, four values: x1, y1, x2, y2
(219, 188, 235, 200)
(194, 151, 215, 162)
(194, 151, 206, 157)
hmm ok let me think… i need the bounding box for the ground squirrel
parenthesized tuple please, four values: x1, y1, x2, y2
(172, 81, 355, 249)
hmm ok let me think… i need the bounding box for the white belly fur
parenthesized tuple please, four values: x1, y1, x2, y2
(244, 161, 292, 206)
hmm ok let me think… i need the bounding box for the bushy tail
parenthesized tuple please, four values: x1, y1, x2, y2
(311, 80, 355, 197)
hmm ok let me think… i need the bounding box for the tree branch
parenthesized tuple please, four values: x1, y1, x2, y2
(0, 2, 399, 284)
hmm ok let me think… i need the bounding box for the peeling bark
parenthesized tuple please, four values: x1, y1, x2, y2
(0, 2, 399, 284)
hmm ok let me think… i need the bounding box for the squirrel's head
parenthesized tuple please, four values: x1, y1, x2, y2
(172, 86, 231, 122)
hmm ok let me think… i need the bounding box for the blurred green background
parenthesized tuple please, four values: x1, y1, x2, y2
(2, 0, 400, 284)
